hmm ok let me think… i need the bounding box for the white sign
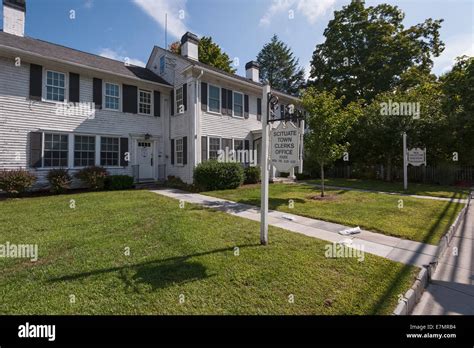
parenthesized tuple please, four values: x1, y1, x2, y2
(407, 148, 426, 166)
(270, 122, 300, 172)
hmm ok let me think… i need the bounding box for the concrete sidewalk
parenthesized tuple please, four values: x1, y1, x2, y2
(151, 188, 440, 267)
(302, 183, 468, 204)
(412, 201, 474, 315)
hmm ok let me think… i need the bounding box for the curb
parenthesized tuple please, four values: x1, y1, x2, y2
(393, 191, 472, 315)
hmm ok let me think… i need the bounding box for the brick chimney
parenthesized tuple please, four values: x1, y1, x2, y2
(180, 32, 199, 61)
(3, 0, 26, 37)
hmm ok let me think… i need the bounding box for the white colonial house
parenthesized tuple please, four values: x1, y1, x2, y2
(0, 0, 303, 188)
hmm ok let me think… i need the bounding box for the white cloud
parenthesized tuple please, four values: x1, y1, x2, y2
(133, 0, 188, 40)
(98, 48, 146, 67)
(260, 0, 336, 26)
(433, 33, 474, 75)
(84, 0, 94, 9)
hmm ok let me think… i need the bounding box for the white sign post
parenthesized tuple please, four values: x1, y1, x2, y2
(403, 132, 408, 190)
(260, 85, 271, 246)
(270, 122, 300, 173)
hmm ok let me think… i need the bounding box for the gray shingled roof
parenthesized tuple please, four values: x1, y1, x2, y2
(0, 31, 171, 86)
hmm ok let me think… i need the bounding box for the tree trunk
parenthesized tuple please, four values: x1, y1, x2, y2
(385, 157, 392, 182)
(321, 163, 325, 197)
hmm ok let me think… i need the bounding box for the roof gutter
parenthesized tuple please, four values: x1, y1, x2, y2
(0, 45, 173, 89)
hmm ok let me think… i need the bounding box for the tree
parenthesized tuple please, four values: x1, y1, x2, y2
(441, 56, 474, 165)
(301, 88, 361, 196)
(257, 34, 305, 96)
(169, 37, 236, 74)
(310, 0, 444, 104)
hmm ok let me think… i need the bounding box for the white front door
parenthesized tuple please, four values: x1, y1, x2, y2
(137, 141, 154, 180)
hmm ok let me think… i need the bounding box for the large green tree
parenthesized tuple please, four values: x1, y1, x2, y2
(257, 34, 305, 95)
(441, 56, 474, 166)
(169, 36, 236, 74)
(301, 88, 362, 196)
(310, 0, 444, 104)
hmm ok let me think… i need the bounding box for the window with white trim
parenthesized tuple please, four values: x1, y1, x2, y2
(139, 89, 152, 115)
(43, 133, 68, 167)
(208, 85, 220, 113)
(46, 71, 65, 102)
(105, 83, 120, 110)
(233, 92, 243, 117)
(100, 137, 119, 166)
(234, 139, 244, 151)
(175, 86, 183, 114)
(74, 135, 96, 167)
(209, 137, 221, 160)
(175, 138, 184, 165)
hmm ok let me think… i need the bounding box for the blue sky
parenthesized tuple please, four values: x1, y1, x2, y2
(1, 0, 472, 77)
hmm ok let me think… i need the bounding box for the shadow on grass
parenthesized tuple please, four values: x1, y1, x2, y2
(49, 244, 259, 290)
(368, 192, 463, 314)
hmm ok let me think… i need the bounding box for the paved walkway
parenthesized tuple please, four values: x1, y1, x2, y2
(412, 201, 474, 315)
(151, 189, 440, 267)
(302, 183, 468, 204)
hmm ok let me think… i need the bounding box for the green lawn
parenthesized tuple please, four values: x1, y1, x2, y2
(0, 191, 416, 315)
(204, 184, 464, 245)
(303, 178, 470, 199)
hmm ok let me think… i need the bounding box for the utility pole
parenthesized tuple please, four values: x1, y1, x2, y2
(260, 85, 271, 245)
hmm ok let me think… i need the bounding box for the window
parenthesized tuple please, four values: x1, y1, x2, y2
(208, 85, 220, 113)
(209, 137, 221, 160)
(175, 86, 183, 114)
(43, 133, 68, 167)
(233, 92, 243, 117)
(74, 135, 96, 167)
(139, 89, 152, 115)
(175, 138, 184, 165)
(105, 83, 120, 110)
(46, 71, 65, 102)
(234, 139, 244, 151)
(100, 137, 119, 166)
(159, 56, 165, 74)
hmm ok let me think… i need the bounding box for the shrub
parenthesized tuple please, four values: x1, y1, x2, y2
(194, 161, 244, 191)
(163, 176, 200, 192)
(244, 166, 261, 184)
(104, 175, 134, 190)
(295, 172, 313, 181)
(47, 168, 72, 194)
(0, 169, 36, 195)
(75, 166, 108, 190)
(279, 172, 290, 178)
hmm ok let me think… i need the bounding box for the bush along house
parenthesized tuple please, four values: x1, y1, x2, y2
(0, 0, 303, 190)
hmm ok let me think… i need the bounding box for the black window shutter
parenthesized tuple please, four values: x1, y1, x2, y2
(69, 73, 80, 103)
(120, 138, 129, 167)
(170, 139, 175, 165)
(244, 94, 249, 118)
(183, 137, 188, 165)
(245, 140, 250, 150)
(123, 84, 138, 114)
(93, 78, 102, 109)
(154, 91, 161, 117)
(183, 84, 187, 111)
(227, 90, 233, 116)
(221, 88, 227, 115)
(201, 136, 207, 162)
(29, 132, 42, 168)
(170, 89, 174, 116)
(201, 82, 208, 111)
(29, 64, 42, 100)
(257, 98, 262, 121)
